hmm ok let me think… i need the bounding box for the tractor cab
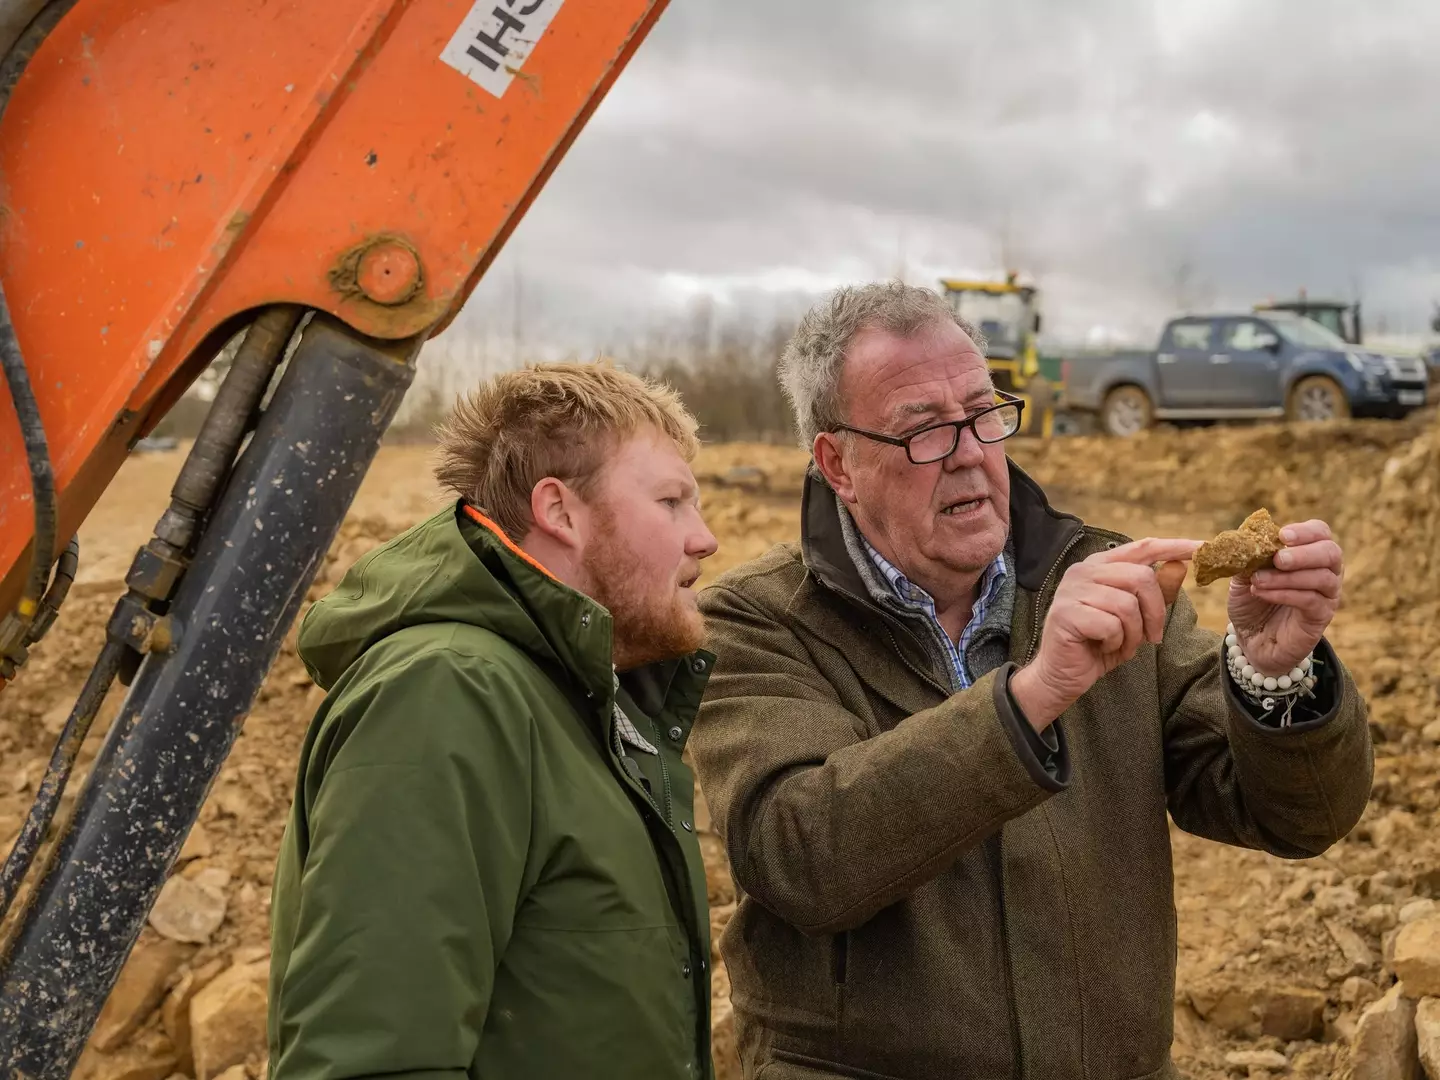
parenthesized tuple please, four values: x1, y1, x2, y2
(940, 273, 1061, 435)
(1255, 296, 1362, 345)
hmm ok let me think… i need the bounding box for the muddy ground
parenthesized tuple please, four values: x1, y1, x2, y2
(1, 409, 1436, 1080)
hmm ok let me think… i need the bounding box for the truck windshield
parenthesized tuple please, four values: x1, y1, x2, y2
(1270, 315, 1347, 350)
(947, 291, 1025, 356)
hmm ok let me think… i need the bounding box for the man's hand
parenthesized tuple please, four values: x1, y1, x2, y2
(1010, 538, 1202, 733)
(1228, 519, 1343, 676)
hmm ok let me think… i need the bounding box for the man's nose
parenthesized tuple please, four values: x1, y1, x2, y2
(942, 424, 987, 470)
(690, 518, 719, 560)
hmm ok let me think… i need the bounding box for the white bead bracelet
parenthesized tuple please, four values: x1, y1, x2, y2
(1223, 623, 1319, 727)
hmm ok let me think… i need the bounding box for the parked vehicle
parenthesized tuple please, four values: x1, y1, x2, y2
(1063, 311, 1430, 437)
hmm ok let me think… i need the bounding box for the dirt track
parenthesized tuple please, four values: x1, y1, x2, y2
(1, 410, 1437, 1080)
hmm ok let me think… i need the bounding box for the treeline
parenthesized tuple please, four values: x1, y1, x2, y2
(150, 307, 804, 447)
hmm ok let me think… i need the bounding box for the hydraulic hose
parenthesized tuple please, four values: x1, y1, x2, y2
(0, 0, 82, 621)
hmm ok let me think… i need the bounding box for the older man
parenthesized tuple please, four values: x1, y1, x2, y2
(689, 283, 1371, 1080)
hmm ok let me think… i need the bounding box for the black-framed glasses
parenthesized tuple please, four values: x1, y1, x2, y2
(830, 392, 1026, 464)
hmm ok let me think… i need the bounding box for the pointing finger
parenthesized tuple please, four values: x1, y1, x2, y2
(1092, 537, 1204, 566)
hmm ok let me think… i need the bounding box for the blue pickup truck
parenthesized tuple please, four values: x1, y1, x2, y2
(1064, 311, 1431, 437)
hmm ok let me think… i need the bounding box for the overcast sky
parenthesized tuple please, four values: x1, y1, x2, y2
(428, 0, 1440, 370)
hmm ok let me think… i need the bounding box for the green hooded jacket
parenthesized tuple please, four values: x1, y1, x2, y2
(267, 502, 715, 1080)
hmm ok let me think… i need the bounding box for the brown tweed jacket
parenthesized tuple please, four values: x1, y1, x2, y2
(690, 462, 1372, 1080)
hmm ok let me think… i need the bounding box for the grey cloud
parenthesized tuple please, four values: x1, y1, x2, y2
(431, 0, 1440, 372)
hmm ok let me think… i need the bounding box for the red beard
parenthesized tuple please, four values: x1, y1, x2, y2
(581, 508, 705, 671)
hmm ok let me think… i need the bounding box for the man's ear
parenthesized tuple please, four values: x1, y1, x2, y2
(813, 432, 858, 505)
(528, 477, 585, 551)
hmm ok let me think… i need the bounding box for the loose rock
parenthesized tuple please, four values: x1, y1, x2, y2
(190, 961, 269, 1080)
(148, 874, 228, 945)
(1416, 998, 1440, 1080)
(1224, 1049, 1288, 1069)
(91, 937, 192, 1051)
(1394, 917, 1440, 998)
(177, 821, 215, 862)
(1316, 884, 1362, 917)
(1351, 983, 1421, 1080)
(1259, 985, 1327, 1041)
(163, 958, 226, 1072)
(1328, 918, 1378, 973)
(1402, 901, 1440, 926)
(1343, 976, 1383, 1010)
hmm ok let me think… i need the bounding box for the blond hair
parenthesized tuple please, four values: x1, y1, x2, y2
(433, 361, 700, 541)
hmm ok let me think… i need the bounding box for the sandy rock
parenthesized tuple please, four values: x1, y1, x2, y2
(1394, 917, 1440, 998)
(231, 944, 270, 968)
(1194, 507, 1284, 587)
(1329, 917, 1379, 972)
(163, 958, 226, 1072)
(1345, 977, 1384, 1009)
(1189, 980, 1261, 1036)
(1366, 905, 1403, 934)
(1416, 998, 1440, 1080)
(1225, 1049, 1288, 1070)
(190, 961, 269, 1080)
(92, 1045, 179, 1080)
(1317, 885, 1363, 916)
(213, 1067, 248, 1080)
(1260, 985, 1327, 1041)
(148, 874, 229, 944)
(1352, 983, 1420, 1080)
(1421, 719, 1440, 744)
(92, 937, 193, 1052)
(1402, 901, 1440, 926)
(177, 821, 215, 862)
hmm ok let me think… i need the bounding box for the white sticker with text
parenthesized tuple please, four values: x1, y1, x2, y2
(440, 0, 566, 98)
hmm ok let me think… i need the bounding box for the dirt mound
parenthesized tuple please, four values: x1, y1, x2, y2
(0, 417, 1436, 1080)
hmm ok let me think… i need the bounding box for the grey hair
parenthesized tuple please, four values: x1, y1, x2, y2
(777, 280, 987, 448)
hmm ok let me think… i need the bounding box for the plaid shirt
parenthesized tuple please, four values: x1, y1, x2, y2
(612, 669, 659, 755)
(861, 537, 1008, 690)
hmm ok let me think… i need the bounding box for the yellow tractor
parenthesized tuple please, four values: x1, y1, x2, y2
(940, 273, 1062, 436)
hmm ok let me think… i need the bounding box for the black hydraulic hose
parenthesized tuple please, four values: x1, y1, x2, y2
(0, 0, 82, 615)
(0, 641, 124, 920)
(24, 535, 76, 646)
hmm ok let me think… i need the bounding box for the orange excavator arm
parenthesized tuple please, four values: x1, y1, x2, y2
(0, 1, 670, 1071)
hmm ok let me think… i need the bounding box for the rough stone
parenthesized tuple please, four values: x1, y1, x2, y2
(177, 821, 215, 862)
(92, 937, 192, 1051)
(1422, 719, 1440, 744)
(1402, 901, 1440, 926)
(213, 1066, 249, 1080)
(1316, 884, 1363, 916)
(1194, 507, 1285, 587)
(1344, 977, 1384, 1009)
(1189, 981, 1261, 1037)
(1225, 1049, 1288, 1069)
(1394, 917, 1440, 998)
(163, 958, 226, 1072)
(190, 961, 269, 1080)
(1328, 917, 1379, 972)
(1259, 985, 1327, 1041)
(1366, 905, 1403, 934)
(1352, 983, 1420, 1080)
(1416, 998, 1440, 1080)
(148, 874, 229, 944)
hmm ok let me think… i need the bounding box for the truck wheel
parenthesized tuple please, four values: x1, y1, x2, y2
(1100, 385, 1152, 437)
(1286, 376, 1351, 423)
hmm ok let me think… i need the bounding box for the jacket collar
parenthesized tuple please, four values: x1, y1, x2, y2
(799, 458, 1084, 600)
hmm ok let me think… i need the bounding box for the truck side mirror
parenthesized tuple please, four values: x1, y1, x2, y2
(1261, 335, 1281, 352)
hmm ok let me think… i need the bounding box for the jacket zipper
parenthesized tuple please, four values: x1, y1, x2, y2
(647, 712, 674, 825)
(1023, 528, 1088, 664)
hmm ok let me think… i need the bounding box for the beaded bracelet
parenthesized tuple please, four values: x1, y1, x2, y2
(1223, 622, 1318, 728)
